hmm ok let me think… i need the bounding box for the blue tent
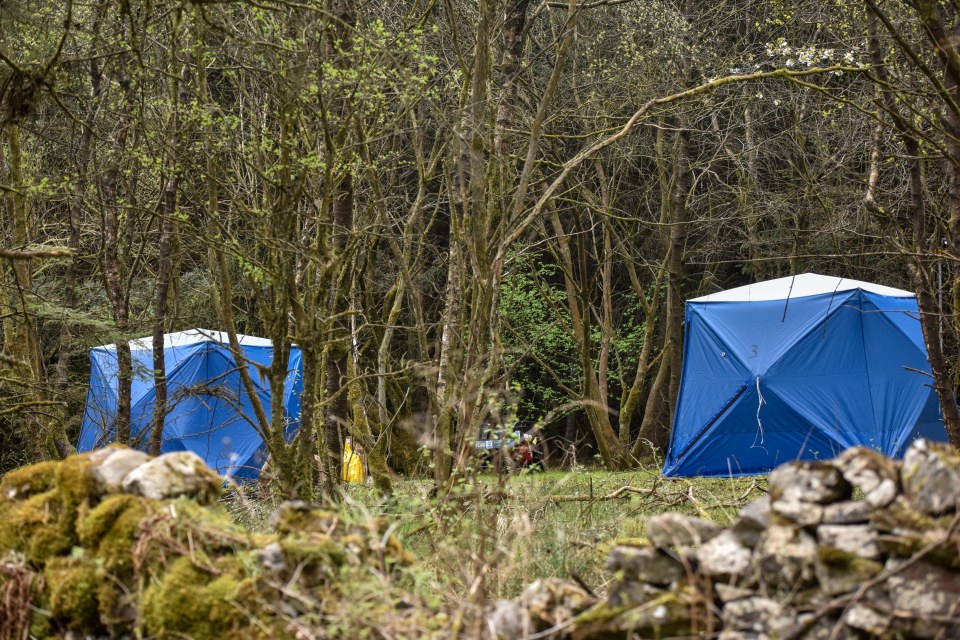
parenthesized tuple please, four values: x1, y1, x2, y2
(664, 274, 947, 477)
(78, 329, 302, 480)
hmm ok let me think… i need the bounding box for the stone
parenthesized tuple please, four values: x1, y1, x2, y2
(884, 558, 960, 618)
(901, 438, 960, 515)
(873, 521, 960, 569)
(89, 448, 150, 494)
(259, 542, 286, 573)
(842, 604, 890, 635)
(646, 513, 722, 548)
(715, 584, 755, 603)
(605, 545, 686, 585)
(732, 496, 770, 548)
(607, 579, 662, 608)
(696, 530, 752, 578)
(492, 445, 960, 640)
(832, 446, 900, 508)
(821, 500, 870, 524)
(722, 596, 780, 632)
(488, 599, 530, 639)
(522, 578, 595, 628)
(870, 495, 947, 533)
(754, 525, 818, 588)
(814, 547, 882, 595)
(796, 614, 856, 639)
(574, 591, 693, 638)
(120, 451, 222, 503)
(770, 498, 823, 527)
(816, 524, 879, 559)
(769, 461, 851, 505)
(718, 631, 768, 640)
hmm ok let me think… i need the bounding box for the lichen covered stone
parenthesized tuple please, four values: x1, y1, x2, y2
(121, 451, 223, 503)
(833, 446, 900, 508)
(646, 513, 722, 548)
(769, 461, 851, 505)
(88, 447, 150, 494)
(901, 438, 960, 515)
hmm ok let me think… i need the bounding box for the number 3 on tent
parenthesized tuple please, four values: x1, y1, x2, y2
(750, 345, 758, 358)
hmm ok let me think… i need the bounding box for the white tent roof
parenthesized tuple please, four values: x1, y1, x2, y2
(99, 328, 274, 351)
(690, 273, 914, 303)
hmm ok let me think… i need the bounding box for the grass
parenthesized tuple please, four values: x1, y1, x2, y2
(224, 466, 767, 605)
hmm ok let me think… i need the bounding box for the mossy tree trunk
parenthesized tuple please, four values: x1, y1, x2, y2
(864, 1, 960, 448)
(99, 50, 135, 446)
(2, 124, 59, 459)
(150, 11, 187, 457)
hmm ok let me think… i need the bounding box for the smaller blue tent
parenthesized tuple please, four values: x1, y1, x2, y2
(78, 329, 302, 480)
(664, 274, 947, 477)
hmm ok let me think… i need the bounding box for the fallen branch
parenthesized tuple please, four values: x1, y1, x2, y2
(545, 485, 653, 503)
(0, 247, 71, 260)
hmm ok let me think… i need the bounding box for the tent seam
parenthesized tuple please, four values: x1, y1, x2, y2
(857, 289, 882, 445)
(761, 289, 859, 378)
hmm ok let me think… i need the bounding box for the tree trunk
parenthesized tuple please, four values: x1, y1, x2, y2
(3, 124, 54, 459)
(150, 48, 187, 456)
(324, 173, 353, 490)
(100, 58, 135, 445)
(494, 0, 532, 156)
(547, 205, 624, 469)
(865, 1, 960, 446)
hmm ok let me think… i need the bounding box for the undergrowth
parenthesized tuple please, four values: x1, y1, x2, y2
(223, 467, 766, 606)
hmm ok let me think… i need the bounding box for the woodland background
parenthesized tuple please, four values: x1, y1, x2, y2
(3, 0, 960, 499)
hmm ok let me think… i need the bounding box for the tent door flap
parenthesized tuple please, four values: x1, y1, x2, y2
(672, 382, 749, 464)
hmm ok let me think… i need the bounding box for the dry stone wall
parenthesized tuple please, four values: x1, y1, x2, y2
(3, 440, 959, 639)
(0, 446, 432, 640)
(491, 439, 960, 639)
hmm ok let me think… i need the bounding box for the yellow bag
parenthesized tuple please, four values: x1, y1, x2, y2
(342, 441, 365, 483)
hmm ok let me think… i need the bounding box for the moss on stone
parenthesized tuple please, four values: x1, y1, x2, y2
(44, 556, 100, 632)
(95, 578, 134, 633)
(0, 451, 428, 638)
(573, 601, 634, 626)
(55, 453, 98, 509)
(0, 461, 58, 503)
(162, 498, 251, 557)
(872, 499, 943, 532)
(142, 555, 249, 640)
(574, 590, 694, 637)
(191, 460, 227, 505)
(610, 537, 651, 549)
(817, 547, 881, 575)
(29, 608, 53, 640)
(815, 547, 883, 596)
(0, 462, 74, 566)
(272, 504, 339, 537)
(78, 493, 152, 576)
(279, 534, 348, 571)
(168, 496, 237, 530)
(0, 489, 75, 565)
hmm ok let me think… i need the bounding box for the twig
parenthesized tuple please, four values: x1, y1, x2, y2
(545, 485, 651, 503)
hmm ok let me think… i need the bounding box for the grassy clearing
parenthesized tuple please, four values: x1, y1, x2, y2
(225, 466, 767, 605)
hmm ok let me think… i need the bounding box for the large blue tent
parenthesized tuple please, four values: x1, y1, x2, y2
(664, 274, 947, 477)
(78, 329, 302, 480)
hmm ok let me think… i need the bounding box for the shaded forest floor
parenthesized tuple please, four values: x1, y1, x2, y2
(226, 468, 766, 604)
